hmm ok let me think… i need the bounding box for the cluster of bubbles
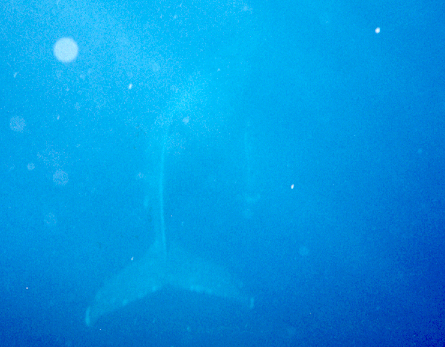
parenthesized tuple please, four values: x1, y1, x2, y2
(7, 37, 80, 230)
(9, 37, 77, 187)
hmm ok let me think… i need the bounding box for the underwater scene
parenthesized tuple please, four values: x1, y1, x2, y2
(1, 0, 444, 346)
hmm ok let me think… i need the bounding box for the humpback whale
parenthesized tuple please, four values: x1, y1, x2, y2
(86, 79, 253, 327)
(85, 1, 259, 328)
(85, 58, 259, 330)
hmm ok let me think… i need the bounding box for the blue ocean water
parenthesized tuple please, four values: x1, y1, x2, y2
(1, 0, 444, 346)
